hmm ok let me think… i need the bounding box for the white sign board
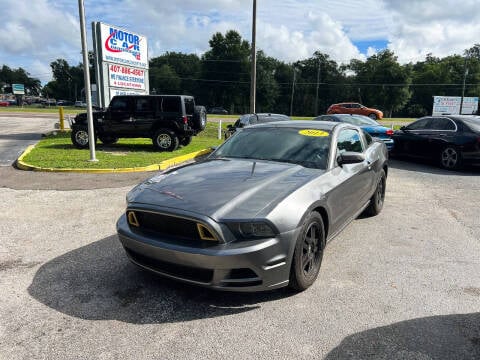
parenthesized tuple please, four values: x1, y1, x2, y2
(432, 96, 479, 115)
(99, 23, 148, 69)
(12, 83, 25, 95)
(92, 21, 149, 108)
(108, 64, 146, 90)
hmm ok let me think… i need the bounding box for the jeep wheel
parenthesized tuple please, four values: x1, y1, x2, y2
(99, 135, 118, 145)
(153, 129, 179, 151)
(193, 105, 207, 131)
(71, 126, 92, 149)
(180, 136, 192, 147)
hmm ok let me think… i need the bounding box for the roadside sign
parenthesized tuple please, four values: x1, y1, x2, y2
(433, 96, 479, 115)
(12, 84, 25, 95)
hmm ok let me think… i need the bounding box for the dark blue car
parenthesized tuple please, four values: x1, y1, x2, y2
(314, 114, 394, 151)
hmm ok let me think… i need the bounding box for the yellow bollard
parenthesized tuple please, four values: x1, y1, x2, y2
(59, 106, 64, 131)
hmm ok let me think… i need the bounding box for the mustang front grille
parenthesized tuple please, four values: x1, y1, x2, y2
(126, 210, 219, 242)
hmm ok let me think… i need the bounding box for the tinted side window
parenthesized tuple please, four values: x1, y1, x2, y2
(337, 129, 363, 153)
(110, 98, 129, 111)
(429, 117, 456, 130)
(407, 118, 431, 130)
(162, 97, 181, 112)
(184, 97, 195, 115)
(135, 98, 152, 112)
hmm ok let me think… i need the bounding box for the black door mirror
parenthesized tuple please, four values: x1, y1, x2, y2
(400, 126, 407, 131)
(337, 152, 365, 166)
(227, 124, 234, 130)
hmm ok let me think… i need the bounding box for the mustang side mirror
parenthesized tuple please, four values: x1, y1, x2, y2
(227, 124, 234, 130)
(400, 126, 407, 131)
(337, 152, 365, 166)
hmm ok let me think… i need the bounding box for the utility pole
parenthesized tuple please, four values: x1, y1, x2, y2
(314, 59, 321, 116)
(250, 0, 257, 114)
(290, 68, 296, 116)
(78, 0, 97, 161)
(460, 56, 469, 115)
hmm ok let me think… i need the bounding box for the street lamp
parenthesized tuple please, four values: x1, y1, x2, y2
(250, 0, 257, 113)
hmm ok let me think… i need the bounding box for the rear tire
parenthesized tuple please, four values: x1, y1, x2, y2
(439, 146, 462, 170)
(289, 212, 325, 292)
(152, 129, 179, 152)
(364, 169, 386, 216)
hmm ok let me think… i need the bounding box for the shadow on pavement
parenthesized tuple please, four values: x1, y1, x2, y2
(389, 158, 480, 176)
(325, 313, 480, 359)
(28, 235, 290, 324)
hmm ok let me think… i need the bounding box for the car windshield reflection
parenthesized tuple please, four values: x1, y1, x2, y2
(211, 127, 331, 169)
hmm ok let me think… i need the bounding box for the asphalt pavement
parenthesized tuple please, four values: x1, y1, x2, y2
(0, 112, 479, 359)
(0, 158, 479, 359)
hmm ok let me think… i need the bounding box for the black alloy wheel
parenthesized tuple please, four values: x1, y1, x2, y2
(440, 146, 461, 170)
(364, 169, 386, 216)
(289, 212, 325, 291)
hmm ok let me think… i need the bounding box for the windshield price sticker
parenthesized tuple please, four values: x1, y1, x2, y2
(299, 129, 329, 137)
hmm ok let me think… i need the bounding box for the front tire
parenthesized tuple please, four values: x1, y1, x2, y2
(368, 113, 378, 120)
(439, 146, 462, 170)
(152, 129, 179, 151)
(71, 126, 92, 149)
(364, 169, 386, 216)
(289, 212, 325, 292)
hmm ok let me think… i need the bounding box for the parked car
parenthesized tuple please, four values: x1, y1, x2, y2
(224, 113, 291, 139)
(391, 115, 480, 170)
(117, 120, 388, 292)
(70, 95, 207, 151)
(208, 107, 228, 115)
(57, 100, 74, 106)
(74, 101, 87, 107)
(327, 102, 383, 120)
(0, 100, 9, 107)
(315, 114, 394, 151)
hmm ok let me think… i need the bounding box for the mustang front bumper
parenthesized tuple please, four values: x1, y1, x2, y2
(116, 214, 298, 292)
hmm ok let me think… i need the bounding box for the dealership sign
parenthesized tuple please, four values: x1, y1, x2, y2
(109, 64, 146, 90)
(92, 22, 149, 108)
(12, 83, 25, 95)
(432, 96, 478, 116)
(99, 23, 148, 69)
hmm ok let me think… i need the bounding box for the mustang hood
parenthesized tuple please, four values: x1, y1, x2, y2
(127, 159, 322, 220)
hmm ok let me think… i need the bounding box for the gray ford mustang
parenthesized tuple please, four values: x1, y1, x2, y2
(117, 121, 388, 292)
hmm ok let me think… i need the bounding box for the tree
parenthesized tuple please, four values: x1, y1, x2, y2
(201, 30, 251, 113)
(0, 65, 41, 96)
(349, 50, 412, 117)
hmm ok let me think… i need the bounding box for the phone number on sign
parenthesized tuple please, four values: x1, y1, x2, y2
(109, 65, 144, 77)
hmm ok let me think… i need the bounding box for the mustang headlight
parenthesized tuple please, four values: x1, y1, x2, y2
(227, 221, 276, 239)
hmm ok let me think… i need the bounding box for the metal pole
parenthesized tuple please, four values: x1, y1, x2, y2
(315, 59, 321, 116)
(460, 57, 468, 115)
(78, 0, 97, 162)
(290, 68, 296, 116)
(250, 0, 257, 114)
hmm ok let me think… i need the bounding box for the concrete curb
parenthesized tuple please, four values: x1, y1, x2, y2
(16, 145, 213, 173)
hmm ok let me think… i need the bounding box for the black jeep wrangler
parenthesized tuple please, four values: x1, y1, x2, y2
(70, 95, 207, 151)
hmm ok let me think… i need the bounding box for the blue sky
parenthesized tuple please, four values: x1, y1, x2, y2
(1, 0, 479, 84)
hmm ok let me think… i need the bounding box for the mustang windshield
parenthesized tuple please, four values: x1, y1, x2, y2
(212, 127, 331, 169)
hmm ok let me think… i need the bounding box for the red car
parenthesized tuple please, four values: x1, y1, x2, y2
(327, 102, 383, 120)
(0, 100, 10, 107)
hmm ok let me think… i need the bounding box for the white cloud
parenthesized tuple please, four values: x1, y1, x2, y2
(384, 0, 480, 62)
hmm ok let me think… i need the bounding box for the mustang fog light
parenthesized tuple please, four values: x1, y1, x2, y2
(127, 211, 140, 227)
(197, 223, 218, 241)
(239, 222, 275, 238)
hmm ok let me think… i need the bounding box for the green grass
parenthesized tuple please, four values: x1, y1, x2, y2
(22, 122, 226, 169)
